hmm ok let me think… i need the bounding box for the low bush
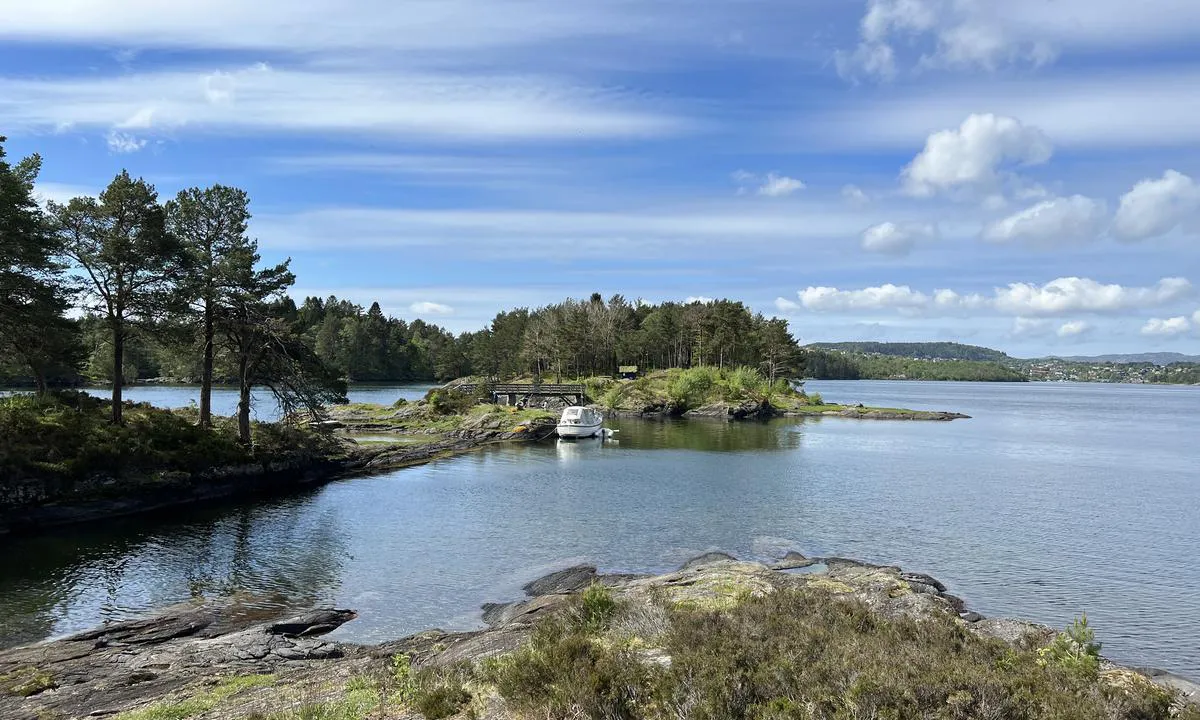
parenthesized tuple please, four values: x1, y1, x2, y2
(0, 391, 342, 489)
(1038, 614, 1101, 680)
(475, 588, 1185, 720)
(425, 388, 476, 416)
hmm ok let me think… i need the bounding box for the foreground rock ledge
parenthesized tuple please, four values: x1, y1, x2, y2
(1, 555, 1194, 720)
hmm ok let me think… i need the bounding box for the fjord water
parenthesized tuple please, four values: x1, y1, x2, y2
(1, 381, 1198, 678)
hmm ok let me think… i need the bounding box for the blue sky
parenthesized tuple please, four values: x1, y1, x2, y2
(3, 0, 1200, 357)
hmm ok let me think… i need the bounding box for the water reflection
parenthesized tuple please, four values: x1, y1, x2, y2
(2, 383, 1199, 680)
(609, 416, 805, 452)
(0, 497, 349, 647)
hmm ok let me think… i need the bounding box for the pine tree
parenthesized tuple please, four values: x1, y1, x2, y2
(0, 140, 82, 392)
(50, 172, 180, 422)
(166, 184, 255, 426)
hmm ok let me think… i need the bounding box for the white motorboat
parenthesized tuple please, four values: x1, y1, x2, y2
(556, 406, 604, 438)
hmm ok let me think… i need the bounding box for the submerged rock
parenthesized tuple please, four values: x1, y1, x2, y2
(770, 551, 816, 570)
(522, 564, 598, 596)
(680, 551, 739, 570)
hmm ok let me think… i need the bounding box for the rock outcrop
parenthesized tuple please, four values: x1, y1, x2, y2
(2, 554, 1193, 720)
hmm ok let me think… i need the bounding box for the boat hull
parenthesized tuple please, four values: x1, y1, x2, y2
(556, 422, 603, 438)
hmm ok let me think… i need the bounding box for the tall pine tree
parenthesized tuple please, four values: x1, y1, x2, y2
(0, 138, 82, 392)
(51, 172, 180, 423)
(166, 184, 254, 427)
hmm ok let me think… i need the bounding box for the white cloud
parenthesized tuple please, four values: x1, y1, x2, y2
(902, 114, 1052, 197)
(796, 284, 938, 313)
(860, 221, 936, 255)
(1056, 320, 1092, 338)
(686, 296, 715, 304)
(758, 173, 806, 197)
(1141, 316, 1191, 336)
(842, 185, 870, 206)
(774, 297, 801, 313)
(1111, 170, 1200, 242)
(982, 195, 1108, 246)
(733, 171, 805, 197)
(0, 63, 687, 143)
(994, 277, 1192, 316)
(409, 301, 454, 316)
(105, 131, 146, 154)
(782, 277, 1192, 318)
(33, 181, 95, 205)
(1195, 309, 1200, 327)
(836, 0, 1200, 82)
(1012, 317, 1052, 336)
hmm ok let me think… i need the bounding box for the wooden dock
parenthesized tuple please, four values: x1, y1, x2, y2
(456, 383, 587, 407)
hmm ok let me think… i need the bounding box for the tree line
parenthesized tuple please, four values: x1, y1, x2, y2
(2, 137, 809, 428)
(0, 138, 345, 440)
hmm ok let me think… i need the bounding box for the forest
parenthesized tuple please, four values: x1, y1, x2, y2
(808, 341, 1012, 363)
(0, 137, 809, 430)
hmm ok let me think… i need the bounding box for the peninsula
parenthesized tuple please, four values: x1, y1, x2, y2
(2, 553, 1195, 720)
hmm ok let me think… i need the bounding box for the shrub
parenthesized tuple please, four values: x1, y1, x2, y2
(724, 366, 765, 400)
(577, 583, 618, 632)
(476, 588, 1179, 720)
(425, 388, 475, 416)
(413, 685, 470, 720)
(411, 666, 472, 720)
(665, 367, 719, 411)
(1038, 614, 1102, 680)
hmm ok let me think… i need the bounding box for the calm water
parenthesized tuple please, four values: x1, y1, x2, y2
(68, 383, 441, 419)
(1, 381, 1198, 678)
(1, 383, 438, 420)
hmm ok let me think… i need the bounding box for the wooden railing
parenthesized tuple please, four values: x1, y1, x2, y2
(454, 382, 587, 402)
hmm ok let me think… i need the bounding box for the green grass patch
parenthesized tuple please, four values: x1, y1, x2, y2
(0, 666, 56, 697)
(114, 674, 276, 720)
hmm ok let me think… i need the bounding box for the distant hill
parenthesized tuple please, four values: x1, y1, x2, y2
(1047, 352, 1200, 366)
(808, 342, 1011, 363)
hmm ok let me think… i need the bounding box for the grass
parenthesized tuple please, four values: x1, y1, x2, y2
(329, 396, 555, 437)
(113, 674, 276, 720)
(0, 666, 56, 697)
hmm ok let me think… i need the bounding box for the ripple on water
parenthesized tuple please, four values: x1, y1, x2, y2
(0, 381, 1197, 679)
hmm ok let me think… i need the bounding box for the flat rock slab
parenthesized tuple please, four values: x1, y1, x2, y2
(0, 603, 357, 720)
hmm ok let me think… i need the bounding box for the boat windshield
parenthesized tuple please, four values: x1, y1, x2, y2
(563, 408, 584, 419)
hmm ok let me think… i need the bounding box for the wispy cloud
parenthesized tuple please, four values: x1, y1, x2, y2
(806, 68, 1200, 150)
(0, 63, 691, 143)
(733, 170, 806, 197)
(409, 301, 454, 315)
(105, 131, 147, 154)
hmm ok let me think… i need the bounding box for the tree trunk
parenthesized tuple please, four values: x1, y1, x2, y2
(112, 323, 124, 425)
(199, 304, 214, 427)
(237, 355, 252, 445)
(237, 386, 252, 445)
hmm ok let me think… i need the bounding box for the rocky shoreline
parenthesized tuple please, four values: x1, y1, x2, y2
(2, 552, 1195, 720)
(607, 399, 970, 422)
(0, 422, 559, 538)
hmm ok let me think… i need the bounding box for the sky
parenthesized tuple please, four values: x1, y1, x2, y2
(3, 0, 1200, 357)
